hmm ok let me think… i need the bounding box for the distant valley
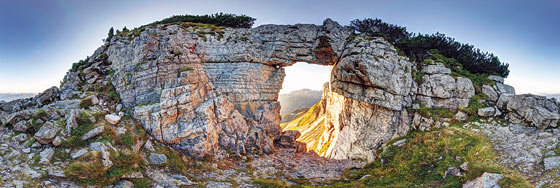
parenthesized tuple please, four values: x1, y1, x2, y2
(278, 89, 322, 116)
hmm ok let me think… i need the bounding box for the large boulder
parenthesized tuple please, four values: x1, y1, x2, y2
(104, 114, 121, 125)
(34, 86, 60, 106)
(497, 94, 560, 129)
(34, 121, 59, 144)
(482, 85, 499, 102)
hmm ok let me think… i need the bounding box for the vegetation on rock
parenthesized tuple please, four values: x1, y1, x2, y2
(351, 18, 510, 77)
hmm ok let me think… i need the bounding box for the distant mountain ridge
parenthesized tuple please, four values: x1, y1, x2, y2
(278, 89, 322, 116)
(544, 93, 560, 100)
(0, 93, 36, 102)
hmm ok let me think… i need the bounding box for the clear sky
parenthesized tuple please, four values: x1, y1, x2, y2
(0, 0, 558, 95)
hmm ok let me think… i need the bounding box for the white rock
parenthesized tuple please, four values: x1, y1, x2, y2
(81, 126, 104, 140)
(488, 75, 504, 83)
(478, 107, 495, 117)
(39, 148, 54, 165)
(34, 122, 58, 144)
(460, 161, 469, 171)
(144, 140, 156, 152)
(149, 153, 168, 165)
(71, 148, 88, 159)
(455, 111, 468, 121)
(52, 136, 63, 146)
(104, 114, 121, 125)
(31, 142, 42, 148)
(463, 172, 503, 188)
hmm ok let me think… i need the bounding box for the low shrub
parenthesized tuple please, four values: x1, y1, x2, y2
(65, 150, 144, 186)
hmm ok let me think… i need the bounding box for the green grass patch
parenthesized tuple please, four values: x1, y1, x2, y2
(459, 93, 489, 117)
(116, 133, 134, 148)
(61, 112, 95, 148)
(327, 127, 529, 188)
(252, 178, 288, 188)
(65, 150, 144, 186)
(79, 98, 93, 109)
(179, 66, 194, 72)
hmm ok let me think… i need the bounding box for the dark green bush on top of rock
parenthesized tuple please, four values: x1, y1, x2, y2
(147, 12, 256, 29)
(351, 18, 510, 78)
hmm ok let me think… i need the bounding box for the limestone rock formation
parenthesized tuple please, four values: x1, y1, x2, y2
(416, 62, 475, 111)
(497, 94, 560, 129)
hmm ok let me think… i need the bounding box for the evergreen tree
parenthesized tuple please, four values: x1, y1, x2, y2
(106, 27, 114, 42)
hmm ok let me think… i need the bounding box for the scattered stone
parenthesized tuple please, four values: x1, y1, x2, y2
(122, 171, 144, 179)
(148, 170, 195, 187)
(89, 142, 113, 167)
(360, 175, 372, 180)
(205, 181, 232, 188)
(539, 132, 553, 138)
(52, 136, 62, 146)
(39, 148, 54, 165)
(13, 120, 28, 132)
(85, 95, 99, 105)
(544, 151, 556, 157)
(89, 142, 107, 151)
(22, 148, 31, 154)
(460, 161, 469, 171)
(13, 133, 28, 142)
(71, 148, 88, 159)
(478, 107, 495, 117)
(47, 166, 66, 178)
(443, 167, 463, 178)
(34, 121, 58, 144)
(65, 109, 79, 134)
(81, 126, 104, 140)
(455, 111, 468, 121)
(105, 114, 121, 125)
(143, 140, 156, 152)
(463, 172, 503, 188)
(31, 142, 42, 148)
(544, 156, 560, 170)
(116, 104, 123, 112)
(149, 153, 168, 165)
(392, 139, 407, 147)
(115, 180, 134, 188)
(116, 127, 127, 136)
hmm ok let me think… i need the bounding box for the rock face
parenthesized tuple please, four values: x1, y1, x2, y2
(416, 63, 475, 111)
(497, 94, 560, 129)
(107, 19, 357, 159)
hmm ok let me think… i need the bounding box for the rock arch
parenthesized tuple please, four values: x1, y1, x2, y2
(105, 19, 415, 160)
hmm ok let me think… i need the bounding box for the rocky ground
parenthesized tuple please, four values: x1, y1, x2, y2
(476, 122, 560, 187)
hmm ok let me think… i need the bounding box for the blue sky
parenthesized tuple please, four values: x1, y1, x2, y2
(0, 0, 558, 95)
